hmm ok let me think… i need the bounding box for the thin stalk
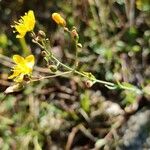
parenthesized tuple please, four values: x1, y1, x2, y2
(19, 37, 30, 56)
(31, 71, 72, 82)
(51, 55, 115, 87)
(33, 40, 44, 49)
(34, 38, 142, 93)
(74, 42, 78, 68)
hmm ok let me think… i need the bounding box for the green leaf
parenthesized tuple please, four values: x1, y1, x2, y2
(117, 81, 142, 94)
(80, 91, 90, 113)
(122, 91, 137, 105)
(0, 33, 8, 48)
(33, 136, 42, 150)
(136, 0, 150, 11)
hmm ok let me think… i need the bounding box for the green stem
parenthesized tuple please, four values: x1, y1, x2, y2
(74, 42, 78, 68)
(34, 39, 142, 93)
(51, 55, 115, 87)
(33, 40, 44, 49)
(41, 39, 52, 56)
(32, 71, 72, 82)
(19, 37, 30, 56)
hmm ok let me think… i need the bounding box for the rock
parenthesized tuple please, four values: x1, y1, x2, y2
(119, 108, 150, 150)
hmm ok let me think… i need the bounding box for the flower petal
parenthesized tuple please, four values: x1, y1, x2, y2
(14, 74, 24, 82)
(11, 10, 35, 38)
(13, 55, 25, 64)
(25, 55, 35, 69)
(27, 10, 35, 31)
(8, 70, 20, 79)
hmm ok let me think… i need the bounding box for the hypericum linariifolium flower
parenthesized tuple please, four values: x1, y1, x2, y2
(52, 13, 66, 27)
(11, 10, 35, 38)
(8, 55, 35, 82)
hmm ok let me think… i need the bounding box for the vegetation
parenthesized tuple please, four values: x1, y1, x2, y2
(0, 0, 150, 149)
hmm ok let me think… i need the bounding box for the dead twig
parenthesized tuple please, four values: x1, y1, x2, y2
(65, 126, 79, 150)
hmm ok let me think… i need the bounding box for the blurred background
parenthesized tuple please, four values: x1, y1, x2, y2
(0, 0, 150, 149)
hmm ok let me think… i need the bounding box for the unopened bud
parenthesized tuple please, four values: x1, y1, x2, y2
(64, 27, 69, 32)
(71, 29, 79, 40)
(52, 13, 66, 27)
(38, 30, 46, 39)
(77, 43, 82, 48)
(84, 80, 94, 88)
(41, 51, 47, 57)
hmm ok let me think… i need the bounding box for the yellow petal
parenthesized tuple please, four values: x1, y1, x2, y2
(13, 55, 25, 64)
(25, 55, 35, 69)
(14, 24, 27, 38)
(8, 71, 20, 79)
(14, 74, 24, 82)
(12, 10, 35, 38)
(16, 34, 25, 38)
(27, 10, 35, 31)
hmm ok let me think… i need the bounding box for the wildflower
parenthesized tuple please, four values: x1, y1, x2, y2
(52, 13, 66, 27)
(8, 55, 35, 82)
(12, 10, 35, 38)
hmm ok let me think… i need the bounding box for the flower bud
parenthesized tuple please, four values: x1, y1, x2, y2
(52, 13, 66, 27)
(71, 28, 79, 41)
(84, 80, 94, 88)
(38, 30, 46, 39)
(41, 51, 47, 57)
(64, 27, 69, 32)
(77, 43, 82, 48)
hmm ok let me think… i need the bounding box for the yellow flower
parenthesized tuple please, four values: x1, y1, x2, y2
(8, 55, 35, 82)
(52, 13, 66, 27)
(12, 10, 35, 38)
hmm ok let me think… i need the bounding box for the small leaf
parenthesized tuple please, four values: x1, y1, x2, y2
(33, 136, 42, 150)
(80, 91, 90, 113)
(117, 81, 142, 94)
(0, 116, 14, 125)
